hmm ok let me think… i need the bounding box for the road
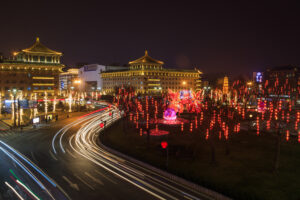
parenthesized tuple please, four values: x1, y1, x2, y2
(2, 105, 214, 200)
(0, 139, 69, 200)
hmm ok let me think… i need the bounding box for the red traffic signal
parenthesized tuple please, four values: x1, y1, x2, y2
(100, 123, 104, 128)
(161, 141, 168, 149)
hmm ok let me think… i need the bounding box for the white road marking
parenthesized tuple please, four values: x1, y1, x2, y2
(94, 169, 117, 184)
(84, 172, 104, 185)
(74, 174, 95, 190)
(62, 176, 80, 191)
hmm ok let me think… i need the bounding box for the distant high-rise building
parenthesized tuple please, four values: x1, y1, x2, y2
(59, 68, 79, 91)
(78, 64, 127, 92)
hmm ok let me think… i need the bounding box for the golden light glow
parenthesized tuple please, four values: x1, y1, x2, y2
(148, 84, 160, 86)
(182, 81, 187, 85)
(32, 77, 55, 80)
(32, 90, 54, 92)
(32, 83, 54, 86)
(247, 81, 253, 86)
(74, 79, 81, 84)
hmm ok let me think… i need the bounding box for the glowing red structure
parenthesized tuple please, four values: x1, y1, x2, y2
(163, 108, 177, 121)
(161, 141, 168, 149)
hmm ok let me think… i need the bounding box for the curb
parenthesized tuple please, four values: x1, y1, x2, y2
(99, 137, 231, 200)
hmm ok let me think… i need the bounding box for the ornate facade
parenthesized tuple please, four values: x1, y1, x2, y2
(0, 38, 64, 97)
(101, 51, 202, 94)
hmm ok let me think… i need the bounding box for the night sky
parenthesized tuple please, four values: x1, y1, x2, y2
(1, 1, 300, 76)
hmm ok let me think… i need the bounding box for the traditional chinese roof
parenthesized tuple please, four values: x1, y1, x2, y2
(129, 50, 164, 65)
(21, 37, 62, 55)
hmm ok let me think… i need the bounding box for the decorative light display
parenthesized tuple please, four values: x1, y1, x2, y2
(0, 95, 2, 118)
(68, 93, 72, 112)
(223, 76, 229, 94)
(161, 141, 168, 149)
(100, 122, 104, 128)
(44, 92, 48, 115)
(286, 130, 289, 141)
(34, 93, 38, 118)
(163, 108, 177, 121)
(53, 96, 57, 113)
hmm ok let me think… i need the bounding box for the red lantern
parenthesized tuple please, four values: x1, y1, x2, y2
(286, 130, 289, 141)
(109, 112, 112, 116)
(161, 141, 168, 149)
(100, 123, 104, 128)
(181, 122, 184, 132)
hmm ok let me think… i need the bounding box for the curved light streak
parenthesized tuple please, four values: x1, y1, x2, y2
(0, 140, 57, 188)
(5, 181, 25, 200)
(52, 103, 203, 200)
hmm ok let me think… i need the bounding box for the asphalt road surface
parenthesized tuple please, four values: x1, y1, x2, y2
(1, 105, 213, 200)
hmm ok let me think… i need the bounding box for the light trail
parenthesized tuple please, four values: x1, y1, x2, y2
(0, 141, 69, 200)
(52, 103, 206, 200)
(0, 145, 46, 190)
(16, 180, 41, 200)
(5, 181, 24, 200)
(0, 140, 57, 188)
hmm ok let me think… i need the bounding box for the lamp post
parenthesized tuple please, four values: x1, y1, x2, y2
(73, 79, 81, 111)
(0, 95, 2, 119)
(12, 89, 17, 127)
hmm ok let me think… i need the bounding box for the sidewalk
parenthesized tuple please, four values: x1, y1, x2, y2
(0, 111, 83, 137)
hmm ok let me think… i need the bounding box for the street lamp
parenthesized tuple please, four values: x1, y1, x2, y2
(12, 89, 18, 127)
(73, 79, 82, 111)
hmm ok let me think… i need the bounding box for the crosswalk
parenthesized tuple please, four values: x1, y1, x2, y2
(0, 130, 15, 137)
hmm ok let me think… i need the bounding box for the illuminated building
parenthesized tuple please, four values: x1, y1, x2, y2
(79, 64, 127, 92)
(265, 65, 299, 85)
(264, 65, 299, 103)
(222, 76, 229, 94)
(59, 68, 79, 91)
(0, 37, 64, 97)
(101, 51, 202, 94)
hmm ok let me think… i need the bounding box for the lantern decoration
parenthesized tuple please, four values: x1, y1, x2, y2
(206, 129, 209, 140)
(140, 128, 142, 136)
(190, 122, 193, 132)
(161, 141, 168, 149)
(181, 122, 184, 132)
(286, 130, 289, 141)
(200, 112, 203, 125)
(100, 123, 104, 128)
(281, 110, 285, 120)
(267, 120, 270, 130)
(225, 126, 229, 140)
